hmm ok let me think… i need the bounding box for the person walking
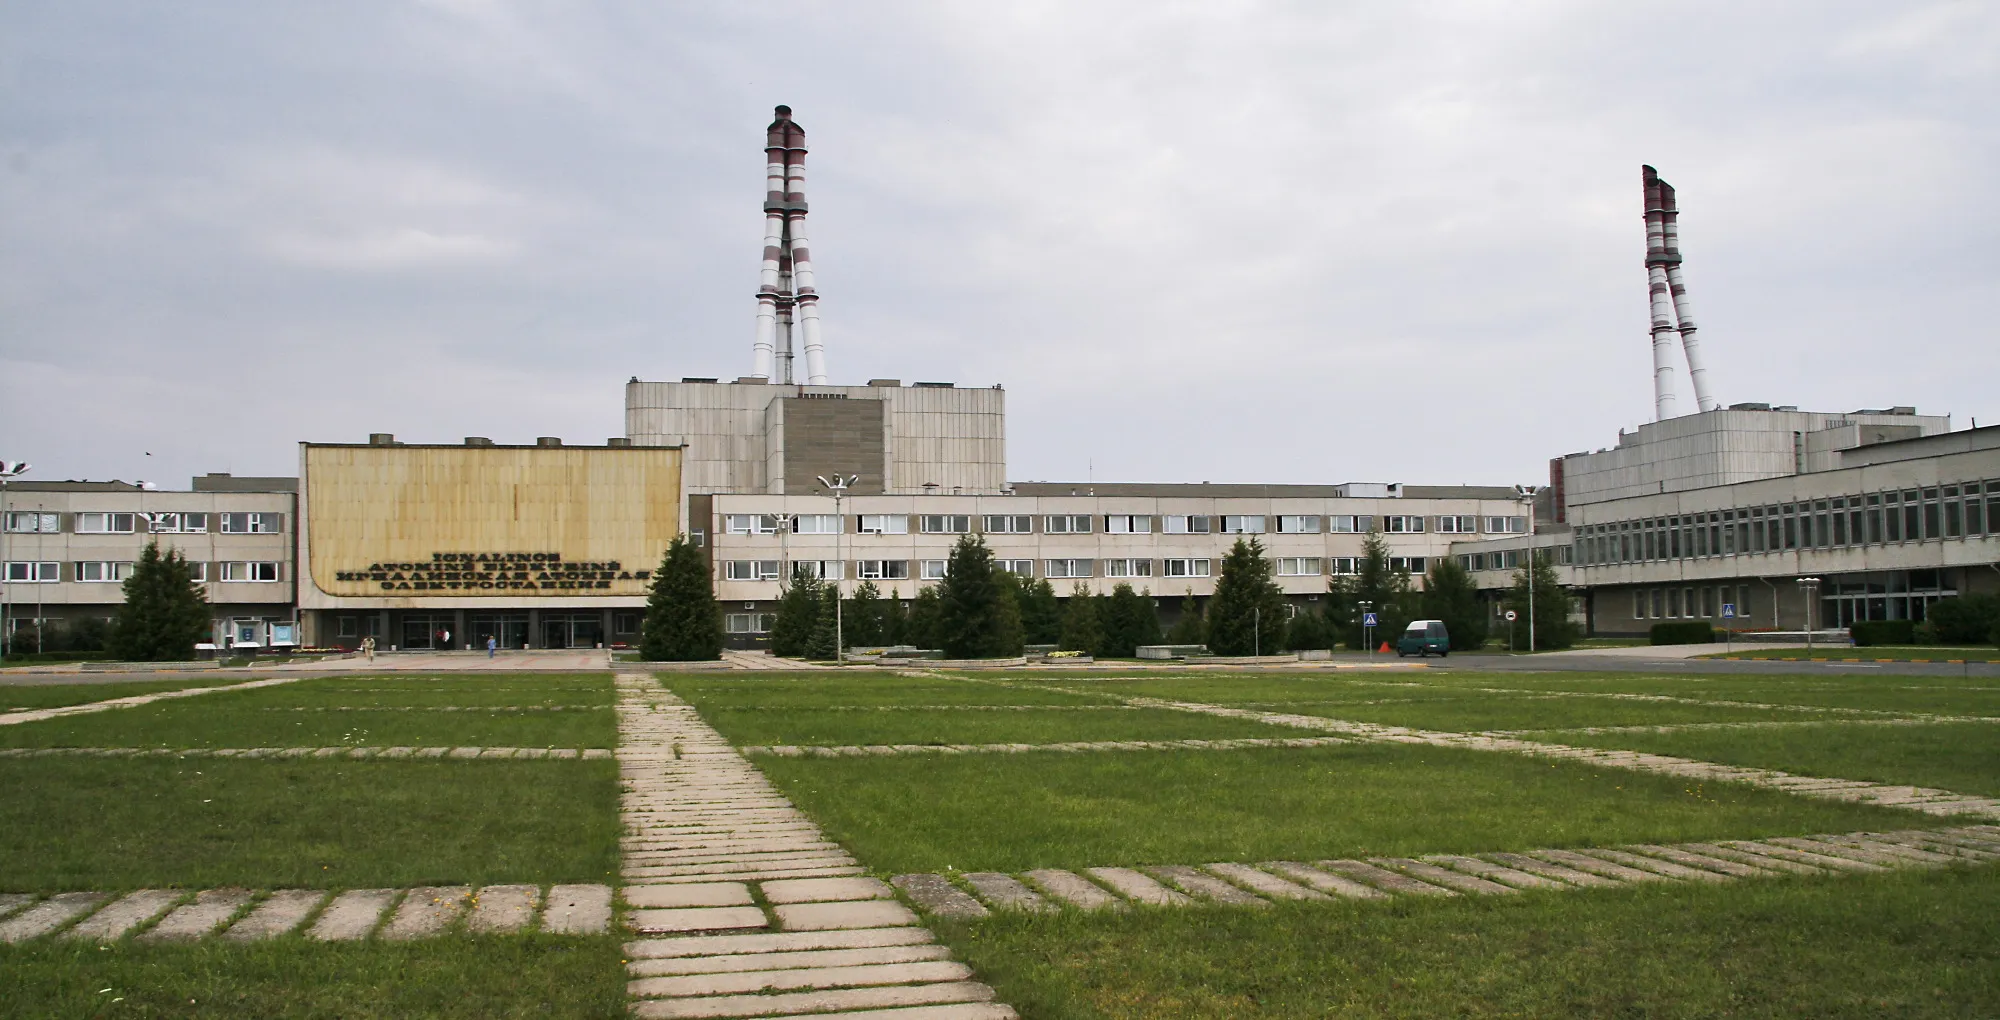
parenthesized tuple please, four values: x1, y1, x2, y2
(362, 635, 375, 662)
(485, 634, 497, 659)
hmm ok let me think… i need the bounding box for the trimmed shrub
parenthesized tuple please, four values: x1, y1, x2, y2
(1850, 619, 1915, 646)
(1927, 595, 2000, 645)
(1649, 621, 1717, 645)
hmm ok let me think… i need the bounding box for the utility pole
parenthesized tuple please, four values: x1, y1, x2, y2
(816, 474, 858, 664)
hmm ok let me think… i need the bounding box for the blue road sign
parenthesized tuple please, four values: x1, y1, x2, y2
(1362, 612, 1379, 627)
(1722, 603, 1736, 619)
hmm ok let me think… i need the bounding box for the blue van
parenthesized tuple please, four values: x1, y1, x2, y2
(1396, 620, 1451, 657)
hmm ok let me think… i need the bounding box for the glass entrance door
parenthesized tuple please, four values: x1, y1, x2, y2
(471, 614, 529, 651)
(540, 613, 605, 649)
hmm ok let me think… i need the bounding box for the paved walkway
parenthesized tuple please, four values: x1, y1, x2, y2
(889, 825, 2000, 918)
(616, 672, 1017, 1019)
(268, 650, 613, 672)
(743, 736, 1352, 758)
(0, 677, 302, 727)
(0, 745, 613, 760)
(0, 883, 612, 943)
(1121, 695, 2000, 819)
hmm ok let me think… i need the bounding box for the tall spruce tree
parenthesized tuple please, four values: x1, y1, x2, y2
(1099, 583, 1161, 658)
(804, 584, 839, 660)
(639, 535, 724, 660)
(1206, 538, 1286, 655)
(1343, 530, 1399, 650)
(1164, 590, 1206, 645)
(936, 535, 1022, 657)
(843, 580, 887, 647)
(880, 588, 907, 646)
(1016, 577, 1062, 645)
(1057, 584, 1102, 653)
(904, 587, 943, 649)
(1503, 550, 1579, 650)
(1420, 556, 1489, 652)
(108, 542, 210, 661)
(768, 572, 824, 657)
(1284, 605, 1331, 651)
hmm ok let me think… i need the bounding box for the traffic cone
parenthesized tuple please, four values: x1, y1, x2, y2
(1378, 642, 1391, 653)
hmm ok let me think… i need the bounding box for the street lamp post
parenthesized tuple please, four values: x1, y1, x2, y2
(815, 475, 859, 664)
(0, 461, 32, 665)
(1797, 576, 1822, 651)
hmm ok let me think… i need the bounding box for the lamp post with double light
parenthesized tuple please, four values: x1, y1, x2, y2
(1797, 576, 1822, 651)
(815, 474, 859, 664)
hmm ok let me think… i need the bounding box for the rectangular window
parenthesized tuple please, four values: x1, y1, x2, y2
(1904, 490, 1922, 540)
(1328, 515, 1358, 533)
(1277, 557, 1321, 576)
(1329, 557, 1359, 575)
(1884, 494, 1903, 542)
(226, 561, 279, 582)
(1276, 515, 1320, 534)
(4, 512, 61, 533)
(4, 561, 59, 582)
(77, 561, 133, 582)
(1387, 556, 1427, 573)
(791, 560, 843, 581)
(1044, 515, 1093, 534)
(1162, 515, 1212, 534)
(1650, 589, 1663, 618)
(1435, 515, 1480, 534)
(1633, 590, 1646, 619)
(146, 512, 209, 534)
(982, 514, 1032, 534)
(337, 616, 360, 638)
(1943, 486, 1961, 538)
(791, 514, 841, 534)
(726, 613, 776, 634)
(855, 559, 910, 580)
(1968, 482, 1987, 536)
(219, 512, 282, 534)
(1219, 515, 1266, 534)
(1833, 501, 1849, 546)
(1104, 515, 1153, 534)
(75, 512, 137, 534)
(997, 559, 1034, 576)
(857, 514, 908, 535)
(1486, 516, 1529, 534)
(1103, 558, 1152, 578)
(920, 515, 971, 534)
(1163, 558, 1212, 578)
(724, 560, 781, 581)
(1045, 558, 1093, 578)
(724, 514, 775, 535)
(920, 559, 950, 580)
(613, 612, 640, 635)
(1701, 587, 1715, 617)
(1383, 515, 1422, 533)
(186, 562, 209, 582)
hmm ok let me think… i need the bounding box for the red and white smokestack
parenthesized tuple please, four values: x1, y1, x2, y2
(1657, 179, 1717, 412)
(1642, 165, 1680, 421)
(748, 106, 828, 385)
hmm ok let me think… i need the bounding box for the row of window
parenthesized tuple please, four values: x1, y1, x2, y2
(3, 561, 281, 583)
(1457, 547, 1574, 572)
(722, 555, 1425, 583)
(1633, 585, 1755, 621)
(1578, 481, 1996, 567)
(723, 513, 1528, 537)
(2, 511, 284, 535)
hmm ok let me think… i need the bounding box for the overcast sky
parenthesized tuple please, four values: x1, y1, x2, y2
(3, 1, 1995, 491)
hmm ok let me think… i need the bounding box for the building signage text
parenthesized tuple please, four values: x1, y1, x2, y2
(333, 552, 651, 592)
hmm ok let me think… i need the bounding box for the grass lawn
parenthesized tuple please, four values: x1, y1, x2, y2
(1534, 720, 2000, 798)
(0, 934, 625, 1019)
(941, 865, 2000, 1019)
(1712, 645, 2000, 662)
(755, 742, 1918, 874)
(664, 671, 1113, 709)
(0, 677, 267, 712)
(699, 707, 1294, 747)
(0, 757, 619, 891)
(0, 702, 616, 749)
(1270, 694, 1834, 732)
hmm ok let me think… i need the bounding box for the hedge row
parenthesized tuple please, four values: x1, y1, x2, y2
(1850, 620, 1916, 646)
(1649, 621, 1718, 645)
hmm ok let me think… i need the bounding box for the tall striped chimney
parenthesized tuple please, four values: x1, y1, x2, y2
(750, 106, 829, 385)
(1642, 166, 1680, 421)
(1658, 179, 1717, 412)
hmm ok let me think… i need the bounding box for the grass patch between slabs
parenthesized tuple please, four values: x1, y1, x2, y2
(1533, 720, 2000, 798)
(698, 706, 1294, 747)
(0, 677, 269, 713)
(940, 865, 2000, 1020)
(0, 934, 626, 1019)
(755, 742, 1919, 874)
(663, 671, 1113, 710)
(0, 757, 619, 891)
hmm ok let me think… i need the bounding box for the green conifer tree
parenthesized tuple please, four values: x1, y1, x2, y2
(1057, 584, 1102, 653)
(843, 580, 886, 647)
(108, 542, 210, 661)
(1099, 583, 1162, 658)
(768, 572, 824, 658)
(936, 535, 1022, 657)
(1164, 590, 1206, 645)
(638, 535, 724, 661)
(904, 587, 943, 649)
(1206, 538, 1286, 655)
(1017, 577, 1063, 645)
(1420, 556, 1490, 651)
(804, 584, 839, 660)
(1502, 551, 1580, 650)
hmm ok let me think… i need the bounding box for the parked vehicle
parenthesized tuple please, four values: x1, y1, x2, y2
(1397, 619, 1451, 657)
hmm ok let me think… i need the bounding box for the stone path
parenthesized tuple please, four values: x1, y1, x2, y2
(1114, 695, 2000, 819)
(1492, 716, 2000, 738)
(0, 745, 613, 760)
(889, 825, 2000, 918)
(719, 650, 836, 671)
(617, 672, 1017, 1019)
(0, 677, 303, 726)
(742, 736, 1351, 758)
(0, 883, 611, 943)
(262, 705, 602, 712)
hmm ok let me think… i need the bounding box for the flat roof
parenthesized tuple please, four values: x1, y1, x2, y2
(1006, 482, 1519, 499)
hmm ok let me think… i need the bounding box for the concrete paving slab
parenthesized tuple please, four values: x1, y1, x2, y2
(628, 980, 997, 1019)
(1262, 862, 1391, 899)
(465, 884, 540, 933)
(1833, 837, 1961, 864)
(630, 959, 974, 998)
(629, 943, 955, 978)
(624, 927, 935, 960)
(1313, 860, 1454, 896)
(382, 886, 472, 940)
(719, 1007, 1016, 1020)
(1424, 855, 1570, 890)
(224, 889, 328, 940)
(1084, 867, 1192, 906)
(962, 873, 1054, 912)
(1373, 858, 1516, 895)
(0, 892, 108, 942)
(1020, 869, 1125, 910)
(761, 877, 895, 904)
(1481, 852, 1621, 888)
(629, 907, 769, 934)
(1678, 842, 1830, 875)
(1146, 865, 1268, 905)
(891, 875, 990, 920)
(0, 893, 34, 919)
(544, 883, 615, 934)
(1579, 849, 1730, 883)
(775, 900, 920, 931)
(1765, 838, 1915, 868)
(1202, 863, 1329, 902)
(64, 889, 181, 940)
(627, 883, 755, 908)
(1621, 845, 1776, 878)
(307, 889, 400, 941)
(1529, 849, 1665, 883)
(146, 888, 255, 941)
